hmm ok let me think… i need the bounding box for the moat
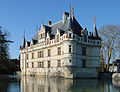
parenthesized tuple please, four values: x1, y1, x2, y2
(0, 75, 120, 92)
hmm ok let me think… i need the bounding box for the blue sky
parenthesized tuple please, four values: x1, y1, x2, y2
(0, 0, 120, 59)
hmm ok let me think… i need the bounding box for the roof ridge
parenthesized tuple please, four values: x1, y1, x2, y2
(49, 20, 63, 27)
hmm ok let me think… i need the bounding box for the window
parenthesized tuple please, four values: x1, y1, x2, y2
(57, 34, 59, 42)
(38, 61, 44, 68)
(32, 53, 34, 59)
(41, 51, 44, 57)
(38, 52, 40, 58)
(26, 54, 29, 59)
(47, 38, 50, 44)
(57, 60, 61, 67)
(41, 34, 42, 39)
(32, 62, 34, 68)
(69, 45, 72, 53)
(38, 51, 44, 58)
(42, 61, 44, 68)
(82, 60, 86, 68)
(69, 33, 72, 38)
(38, 62, 41, 68)
(97, 41, 99, 44)
(26, 63, 29, 68)
(48, 49, 51, 56)
(57, 47, 61, 55)
(82, 47, 86, 55)
(69, 59, 72, 63)
(48, 61, 51, 68)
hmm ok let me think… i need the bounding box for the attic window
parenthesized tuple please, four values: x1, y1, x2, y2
(47, 38, 50, 44)
(57, 34, 59, 42)
(41, 34, 42, 39)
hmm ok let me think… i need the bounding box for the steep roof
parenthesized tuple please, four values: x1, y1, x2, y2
(21, 33, 26, 48)
(32, 12, 83, 41)
(92, 23, 98, 37)
(49, 15, 82, 36)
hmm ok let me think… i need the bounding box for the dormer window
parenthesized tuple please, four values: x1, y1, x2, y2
(57, 34, 59, 42)
(41, 34, 42, 39)
(47, 38, 50, 44)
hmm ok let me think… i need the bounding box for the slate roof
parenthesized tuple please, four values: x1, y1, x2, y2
(32, 13, 83, 41)
(92, 24, 99, 38)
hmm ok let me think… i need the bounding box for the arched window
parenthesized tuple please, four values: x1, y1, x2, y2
(82, 47, 86, 55)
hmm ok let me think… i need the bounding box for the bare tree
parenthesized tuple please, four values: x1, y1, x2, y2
(0, 26, 12, 62)
(98, 25, 120, 72)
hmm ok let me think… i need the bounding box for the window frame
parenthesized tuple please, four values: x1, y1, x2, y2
(57, 59, 61, 67)
(57, 47, 61, 55)
(69, 45, 72, 53)
(82, 59, 86, 68)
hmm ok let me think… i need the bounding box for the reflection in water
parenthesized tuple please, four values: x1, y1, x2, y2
(20, 76, 112, 92)
(0, 75, 120, 92)
(21, 76, 73, 92)
(0, 75, 20, 92)
(112, 79, 120, 92)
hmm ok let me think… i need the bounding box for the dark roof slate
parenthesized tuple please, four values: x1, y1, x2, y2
(32, 13, 83, 41)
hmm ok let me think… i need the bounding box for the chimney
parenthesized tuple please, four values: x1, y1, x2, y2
(63, 12, 69, 23)
(48, 21, 52, 25)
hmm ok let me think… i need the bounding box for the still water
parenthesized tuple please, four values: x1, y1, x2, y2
(0, 75, 120, 92)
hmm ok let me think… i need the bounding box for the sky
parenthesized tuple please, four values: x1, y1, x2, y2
(0, 0, 120, 59)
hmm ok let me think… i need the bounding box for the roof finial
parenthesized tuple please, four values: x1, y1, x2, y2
(94, 13, 96, 25)
(72, 6, 74, 16)
(41, 21, 43, 26)
(36, 25, 38, 32)
(70, 0, 71, 16)
(24, 30, 25, 38)
(22, 30, 26, 48)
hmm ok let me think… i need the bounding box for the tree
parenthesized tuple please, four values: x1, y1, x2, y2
(0, 26, 12, 73)
(99, 25, 120, 72)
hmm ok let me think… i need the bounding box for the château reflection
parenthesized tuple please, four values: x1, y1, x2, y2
(20, 76, 110, 92)
(20, 76, 73, 92)
(112, 79, 120, 92)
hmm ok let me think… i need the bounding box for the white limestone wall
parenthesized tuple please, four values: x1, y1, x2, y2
(20, 34, 101, 78)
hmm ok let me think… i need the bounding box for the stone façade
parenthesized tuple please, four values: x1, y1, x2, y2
(20, 11, 101, 78)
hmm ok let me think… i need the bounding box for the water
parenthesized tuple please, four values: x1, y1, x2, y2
(0, 75, 120, 92)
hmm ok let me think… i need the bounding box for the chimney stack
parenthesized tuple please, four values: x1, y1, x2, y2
(63, 12, 69, 23)
(48, 21, 52, 25)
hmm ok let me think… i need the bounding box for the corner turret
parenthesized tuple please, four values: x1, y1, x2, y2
(92, 15, 99, 38)
(21, 30, 26, 49)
